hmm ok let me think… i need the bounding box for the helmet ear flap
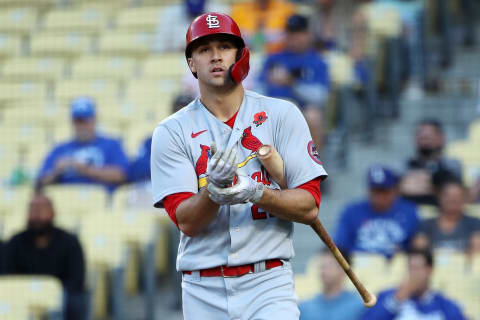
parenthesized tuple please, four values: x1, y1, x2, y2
(229, 47, 250, 83)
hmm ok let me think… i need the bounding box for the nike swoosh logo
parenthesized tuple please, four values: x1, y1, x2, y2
(191, 130, 207, 138)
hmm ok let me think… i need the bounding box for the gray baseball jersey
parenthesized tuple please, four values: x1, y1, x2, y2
(151, 90, 327, 271)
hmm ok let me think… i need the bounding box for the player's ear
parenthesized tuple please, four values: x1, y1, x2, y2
(187, 58, 197, 74)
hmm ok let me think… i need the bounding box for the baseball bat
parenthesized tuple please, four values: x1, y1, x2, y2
(256, 144, 377, 308)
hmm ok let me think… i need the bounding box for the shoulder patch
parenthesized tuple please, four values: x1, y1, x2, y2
(307, 141, 323, 165)
(253, 111, 268, 127)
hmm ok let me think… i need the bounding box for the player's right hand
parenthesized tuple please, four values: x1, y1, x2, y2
(206, 143, 238, 187)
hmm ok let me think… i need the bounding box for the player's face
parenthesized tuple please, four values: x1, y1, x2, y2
(188, 38, 238, 88)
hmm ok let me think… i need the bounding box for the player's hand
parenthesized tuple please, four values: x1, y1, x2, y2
(206, 143, 237, 187)
(207, 174, 264, 205)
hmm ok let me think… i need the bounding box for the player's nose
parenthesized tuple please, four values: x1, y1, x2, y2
(210, 47, 222, 61)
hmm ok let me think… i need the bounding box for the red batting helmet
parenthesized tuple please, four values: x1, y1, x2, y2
(185, 12, 250, 83)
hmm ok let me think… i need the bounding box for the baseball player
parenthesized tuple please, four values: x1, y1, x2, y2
(151, 12, 328, 320)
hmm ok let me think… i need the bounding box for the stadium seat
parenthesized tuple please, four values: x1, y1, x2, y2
(0, 0, 54, 7)
(0, 8, 37, 34)
(387, 253, 407, 286)
(0, 34, 22, 57)
(44, 185, 109, 217)
(71, 56, 137, 80)
(348, 253, 389, 293)
(295, 254, 322, 301)
(30, 33, 92, 57)
(1, 57, 66, 80)
(80, 213, 128, 319)
(0, 276, 63, 319)
(43, 8, 109, 34)
(98, 32, 153, 56)
(55, 79, 119, 104)
(0, 81, 48, 102)
(417, 204, 438, 220)
(362, 3, 402, 38)
(0, 186, 30, 238)
(115, 6, 164, 31)
(325, 51, 355, 86)
(142, 53, 188, 78)
(468, 120, 480, 142)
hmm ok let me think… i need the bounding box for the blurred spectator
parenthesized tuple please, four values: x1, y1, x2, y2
(0, 241, 6, 274)
(311, 0, 350, 52)
(335, 165, 419, 258)
(231, 0, 296, 53)
(259, 14, 329, 150)
(361, 248, 466, 319)
(36, 97, 128, 192)
(400, 119, 462, 205)
(299, 249, 363, 320)
(412, 181, 480, 253)
(6, 193, 86, 320)
(127, 137, 152, 183)
(154, 0, 229, 53)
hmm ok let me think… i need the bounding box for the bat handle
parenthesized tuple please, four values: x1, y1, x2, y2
(311, 219, 377, 307)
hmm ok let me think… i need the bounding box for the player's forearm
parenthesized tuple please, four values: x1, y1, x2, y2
(176, 188, 220, 237)
(255, 188, 318, 225)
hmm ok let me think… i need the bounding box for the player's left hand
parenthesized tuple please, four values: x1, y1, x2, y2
(206, 143, 238, 187)
(207, 174, 265, 205)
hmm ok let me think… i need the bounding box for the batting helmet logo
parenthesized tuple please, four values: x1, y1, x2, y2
(206, 14, 220, 29)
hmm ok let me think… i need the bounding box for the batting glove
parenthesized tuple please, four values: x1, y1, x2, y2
(206, 143, 237, 187)
(207, 174, 265, 205)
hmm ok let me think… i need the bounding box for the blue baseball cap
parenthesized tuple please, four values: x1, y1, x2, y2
(367, 165, 398, 189)
(70, 97, 96, 120)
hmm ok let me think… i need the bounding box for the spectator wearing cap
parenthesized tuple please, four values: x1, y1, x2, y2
(36, 97, 128, 192)
(258, 14, 329, 151)
(412, 180, 480, 253)
(400, 119, 462, 205)
(334, 165, 419, 258)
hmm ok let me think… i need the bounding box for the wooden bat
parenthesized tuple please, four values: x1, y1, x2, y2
(257, 144, 377, 308)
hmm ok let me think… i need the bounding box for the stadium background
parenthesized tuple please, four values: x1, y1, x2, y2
(0, 0, 478, 319)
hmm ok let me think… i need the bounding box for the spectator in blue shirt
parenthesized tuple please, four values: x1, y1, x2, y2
(127, 137, 152, 183)
(362, 248, 466, 320)
(36, 97, 128, 192)
(335, 165, 419, 258)
(259, 14, 330, 151)
(299, 248, 363, 320)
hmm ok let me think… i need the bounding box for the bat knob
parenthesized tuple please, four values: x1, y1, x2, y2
(363, 294, 377, 308)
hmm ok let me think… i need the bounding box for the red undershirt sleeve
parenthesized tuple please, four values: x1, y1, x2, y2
(163, 192, 195, 227)
(296, 177, 322, 208)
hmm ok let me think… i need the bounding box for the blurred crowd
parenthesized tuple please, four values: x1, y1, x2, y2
(0, 0, 479, 319)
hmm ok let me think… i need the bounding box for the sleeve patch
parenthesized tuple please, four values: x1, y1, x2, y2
(307, 141, 323, 165)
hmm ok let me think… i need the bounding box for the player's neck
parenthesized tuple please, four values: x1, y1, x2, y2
(199, 84, 245, 122)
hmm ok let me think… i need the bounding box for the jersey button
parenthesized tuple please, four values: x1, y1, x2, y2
(233, 226, 240, 232)
(231, 253, 238, 259)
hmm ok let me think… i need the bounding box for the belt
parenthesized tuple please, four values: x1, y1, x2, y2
(183, 259, 283, 278)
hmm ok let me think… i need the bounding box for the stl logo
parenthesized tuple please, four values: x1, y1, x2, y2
(253, 111, 268, 127)
(206, 14, 220, 29)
